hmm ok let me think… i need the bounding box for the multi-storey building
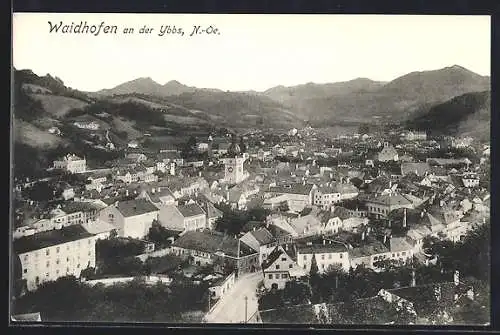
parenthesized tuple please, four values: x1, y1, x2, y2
(53, 154, 86, 174)
(99, 199, 159, 239)
(296, 241, 350, 273)
(14, 224, 98, 291)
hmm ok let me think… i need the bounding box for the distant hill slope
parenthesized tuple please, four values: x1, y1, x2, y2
(162, 90, 304, 128)
(274, 65, 490, 125)
(97, 65, 488, 127)
(96, 77, 215, 97)
(406, 91, 490, 141)
(262, 78, 386, 118)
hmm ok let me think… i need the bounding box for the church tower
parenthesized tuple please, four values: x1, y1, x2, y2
(222, 138, 248, 185)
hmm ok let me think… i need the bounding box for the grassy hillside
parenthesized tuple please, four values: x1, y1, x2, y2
(406, 91, 490, 140)
(13, 118, 67, 150)
(31, 94, 89, 118)
(164, 90, 303, 128)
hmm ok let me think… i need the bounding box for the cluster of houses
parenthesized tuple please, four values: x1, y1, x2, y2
(12, 128, 489, 309)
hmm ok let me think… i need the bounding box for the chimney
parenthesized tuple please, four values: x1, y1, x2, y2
(303, 180, 306, 186)
(440, 200, 444, 207)
(361, 231, 365, 241)
(335, 276, 339, 289)
(454, 270, 460, 286)
(253, 227, 256, 231)
(323, 239, 326, 245)
(434, 286, 441, 302)
(285, 244, 288, 251)
(403, 208, 407, 228)
(383, 235, 387, 244)
(114, 201, 119, 207)
(126, 189, 129, 197)
(411, 270, 416, 287)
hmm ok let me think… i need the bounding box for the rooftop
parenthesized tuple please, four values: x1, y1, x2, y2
(116, 199, 159, 217)
(269, 183, 315, 195)
(172, 231, 256, 258)
(177, 203, 206, 218)
(297, 242, 347, 254)
(349, 240, 389, 258)
(14, 224, 95, 254)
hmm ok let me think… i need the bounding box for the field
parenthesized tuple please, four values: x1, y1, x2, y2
(14, 118, 66, 149)
(30, 94, 89, 118)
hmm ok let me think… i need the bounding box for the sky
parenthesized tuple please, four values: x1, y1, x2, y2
(12, 14, 491, 92)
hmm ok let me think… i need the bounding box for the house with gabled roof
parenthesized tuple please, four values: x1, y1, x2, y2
(240, 227, 278, 266)
(365, 192, 413, 219)
(158, 203, 207, 233)
(297, 240, 350, 273)
(136, 185, 176, 208)
(261, 244, 306, 290)
(98, 199, 159, 239)
(267, 182, 317, 212)
(171, 231, 259, 273)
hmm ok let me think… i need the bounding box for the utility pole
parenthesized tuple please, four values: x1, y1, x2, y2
(244, 295, 248, 323)
(208, 291, 211, 312)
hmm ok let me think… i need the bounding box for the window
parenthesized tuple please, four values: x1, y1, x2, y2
(46, 261, 50, 267)
(88, 251, 91, 256)
(402, 252, 406, 256)
(281, 274, 288, 279)
(23, 269, 27, 274)
(268, 274, 272, 279)
(275, 274, 280, 279)
(56, 270, 60, 275)
(392, 253, 395, 257)
(329, 254, 332, 259)
(340, 253, 343, 259)
(66, 267, 70, 273)
(88, 240, 91, 245)
(281, 257, 287, 261)
(77, 264, 80, 268)
(67, 245, 70, 251)
(46, 250, 50, 256)
(56, 259, 60, 265)
(303, 255, 307, 260)
(321, 255, 325, 260)
(23, 255, 28, 261)
(289, 264, 293, 269)
(46, 273, 49, 277)
(275, 265, 280, 270)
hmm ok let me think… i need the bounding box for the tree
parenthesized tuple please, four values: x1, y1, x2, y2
(278, 202, 289, 212)
(147, 221, 174, 249)
(239, 137, 247, 153)
(283, 281, 312, 305)
(309, 254, 321, 303)
(80, 267, 96, 280)
(358, 123, 370, 135)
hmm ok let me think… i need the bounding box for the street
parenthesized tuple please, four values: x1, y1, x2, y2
(204, 271, 262, 324)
